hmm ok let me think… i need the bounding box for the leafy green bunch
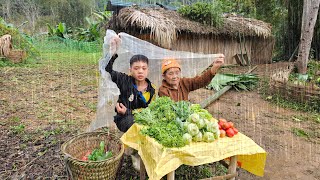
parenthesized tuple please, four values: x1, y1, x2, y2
(133, 97, 220, 147)
(177, 2, 224, 27)
(133, 97, 191, 147)
(207, 73, 259, 91)
(88, 141, 113, 161)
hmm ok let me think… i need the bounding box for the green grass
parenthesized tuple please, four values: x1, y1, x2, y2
(1, 36, 102, 68)
(33, 36, 102, 53)
(9, 124, 25, 134)
(291, 128, 309, 138)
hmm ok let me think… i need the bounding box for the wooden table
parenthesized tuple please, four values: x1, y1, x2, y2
(140, 156, 238, 180)
(121, 124, 266, 180)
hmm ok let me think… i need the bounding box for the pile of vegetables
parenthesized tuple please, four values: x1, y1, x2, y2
(133, 97, 220, 148)
(218, 118, 239, 138)
(81, 141, 113, 161)
(207, 73, 259, 91)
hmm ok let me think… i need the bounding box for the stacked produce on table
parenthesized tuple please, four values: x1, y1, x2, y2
(133, 97, 238, 148)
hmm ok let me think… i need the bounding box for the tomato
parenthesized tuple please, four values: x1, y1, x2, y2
(222, 123, 231, 130)
(81, 150, 91, 161)
(232, 127, 239, 135)
(219, 118, 227, 123)
(226, 128, 235, 137)
(220, 129, 226, 138)
(218, 124, 222, 130)
(81, 156, 88, 161)
(218, 121, 224, 127)
(228, 122, 234, 128)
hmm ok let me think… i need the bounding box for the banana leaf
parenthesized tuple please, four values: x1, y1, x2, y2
(207, 73, 259, 91)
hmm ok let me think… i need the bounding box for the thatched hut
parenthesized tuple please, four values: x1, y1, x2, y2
(108, 5, 274, 65)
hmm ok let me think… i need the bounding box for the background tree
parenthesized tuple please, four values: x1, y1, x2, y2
(295, 0, 320, 74)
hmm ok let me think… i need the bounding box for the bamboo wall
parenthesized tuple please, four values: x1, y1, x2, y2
(135, 33, 274, 65)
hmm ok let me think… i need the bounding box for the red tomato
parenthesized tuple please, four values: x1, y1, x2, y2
(218, 121, 224, 127)
(220, 129, 226, 138)
(218, 124, 222, 130)
(232, 127, 239, 135)
(219, 118, 227, 123)
(228, 122, 234, 128)
(81, 156, 88, 161)
(226, 128, 235, 137)
(222, 123, 231, 130)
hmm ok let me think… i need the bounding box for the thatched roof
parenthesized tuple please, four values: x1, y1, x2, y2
(114, 7, 273, 48)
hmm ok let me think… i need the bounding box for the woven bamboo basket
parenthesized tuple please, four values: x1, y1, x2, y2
(7, 49, 26, 63)
(61, 131, 124, 180)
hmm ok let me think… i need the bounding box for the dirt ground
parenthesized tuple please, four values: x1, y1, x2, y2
(1, 61, 320, 179)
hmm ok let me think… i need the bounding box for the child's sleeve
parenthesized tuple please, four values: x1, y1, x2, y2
(105, 54, 128, 85)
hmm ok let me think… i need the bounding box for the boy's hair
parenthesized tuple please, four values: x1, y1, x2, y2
(130, 54, 149, 67)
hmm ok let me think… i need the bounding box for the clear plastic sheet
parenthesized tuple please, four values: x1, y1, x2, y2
(88, 29, 221, 131)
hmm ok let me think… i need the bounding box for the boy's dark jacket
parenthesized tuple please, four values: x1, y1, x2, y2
(105, 54, 155, 116)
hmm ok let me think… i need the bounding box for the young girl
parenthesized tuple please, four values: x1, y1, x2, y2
(159, 55, 224, 101)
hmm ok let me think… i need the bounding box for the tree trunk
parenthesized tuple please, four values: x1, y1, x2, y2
(296, 0, 320, 74)
(4, 0, 11, 20)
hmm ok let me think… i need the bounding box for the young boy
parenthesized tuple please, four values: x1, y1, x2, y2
(159, 55, 224, 101)
(106, 36, 156, 132)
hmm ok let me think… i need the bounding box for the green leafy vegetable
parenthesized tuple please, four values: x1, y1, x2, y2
(88, 141, 113, 161)
(207, 73, 259, 91)
(141, 121, 186, 148)
(134, 97, 220, 148)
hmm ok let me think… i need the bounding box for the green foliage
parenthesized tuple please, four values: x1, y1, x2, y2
(289, 60, 320, 86)
(175, 164, 213, 179)
(207, 73, 259, 91)
(217, 0, 257, 17)
(47, 22, 71, 39)
(10, 124, 25, 134)
(260, 80, 320, 113)
(177, 2, 224, 27)
(33, 36, 101, 53)
(88, 141, 113, 161)
(141, 120, 186, 148)
(291, 128, 309, 138)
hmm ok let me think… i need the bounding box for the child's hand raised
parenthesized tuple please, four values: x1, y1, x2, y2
(116, 103, 127, 115)
(109, 35, 121, 55)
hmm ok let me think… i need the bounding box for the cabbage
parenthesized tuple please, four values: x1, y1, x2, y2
(193, 132, 203, 142)
(183, 122, 191, 131)
(197, 118, 206, 129)
(203, 132, 215, 142)
(206, 121, 217, 133)
(187, 123, 199, 136)
(203, 119, 209, 126)
(183, 133, 192, 144)
(188, 113, 200, 123)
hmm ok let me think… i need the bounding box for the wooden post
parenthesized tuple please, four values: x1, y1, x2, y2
(140, 156, 146, 180)
(167, 170, 175, 180)
(227, 156, 237, 180)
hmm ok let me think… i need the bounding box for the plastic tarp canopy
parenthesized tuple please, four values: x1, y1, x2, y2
(88, 29, 221, 131)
